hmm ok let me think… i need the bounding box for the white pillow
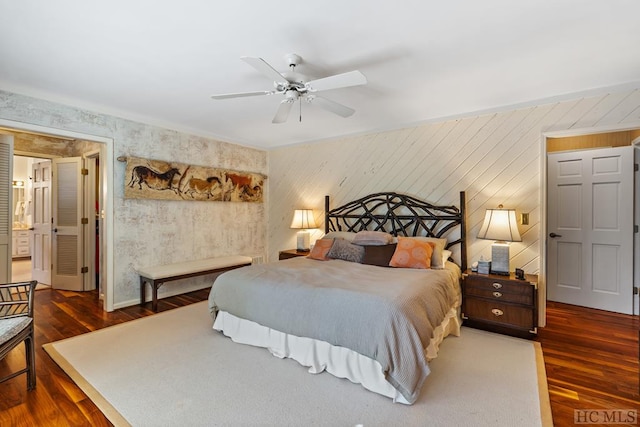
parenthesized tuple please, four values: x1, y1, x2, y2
(323, 231, 357, 242)
(442, 249, 452, 267)
(352, 230, 394, 246)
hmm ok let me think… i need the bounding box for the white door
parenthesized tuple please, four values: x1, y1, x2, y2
(51, 157, 84, 291)
(0, 135, 13, 283)
(547, 146, 634, 314)
(31, 160, 52, 285)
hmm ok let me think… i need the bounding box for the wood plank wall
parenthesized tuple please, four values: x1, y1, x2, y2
(268, 88, 640, 274)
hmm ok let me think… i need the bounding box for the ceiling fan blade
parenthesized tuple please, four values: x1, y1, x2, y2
(211, 90, 275, 100)
(311, 96, 355, 118)
(241, 56, 289, 85)
(272, 100, 294, 124)
(305, 70, 367, 92)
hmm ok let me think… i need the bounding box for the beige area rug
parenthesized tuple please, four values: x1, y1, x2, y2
(44, 301, 552, 427)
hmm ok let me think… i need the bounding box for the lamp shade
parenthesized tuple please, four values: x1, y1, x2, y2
(290, 209, 317, 229)
(477, 208, 521, 242)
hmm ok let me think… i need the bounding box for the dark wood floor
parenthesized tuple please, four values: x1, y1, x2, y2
(537, 301, 639, 426)
(0, 289, 638, 426)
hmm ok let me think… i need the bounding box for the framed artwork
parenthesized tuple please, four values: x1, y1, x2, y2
(122, 156, 265, 202)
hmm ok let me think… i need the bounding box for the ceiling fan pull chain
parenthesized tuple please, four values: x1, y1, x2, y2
(299, 98, 302, 122)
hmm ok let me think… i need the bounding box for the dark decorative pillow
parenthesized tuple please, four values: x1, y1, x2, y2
(326, 238, 365, 263)
(361, 243, 397, 267)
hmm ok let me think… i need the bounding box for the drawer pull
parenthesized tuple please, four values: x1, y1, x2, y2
(492, 282, 503, 290)
(491, 308, 504, 317)
(492, 291, 502, 298)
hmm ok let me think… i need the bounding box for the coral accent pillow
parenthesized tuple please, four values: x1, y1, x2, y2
(406, 236, 447, 269)
(308, 239, 334, 261)
(389, 237, 435, 269)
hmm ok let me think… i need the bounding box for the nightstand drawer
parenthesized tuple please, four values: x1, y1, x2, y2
(464, 298, 535, 330)
(465, 275, 534, 295)
(464, 284, 533, 305)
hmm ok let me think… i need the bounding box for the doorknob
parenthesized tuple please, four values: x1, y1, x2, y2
(53, 228, 58, 233)
(549, 232, 562, 238)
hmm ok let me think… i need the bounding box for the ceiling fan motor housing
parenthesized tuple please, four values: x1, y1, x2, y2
(285, 53, 302, 68)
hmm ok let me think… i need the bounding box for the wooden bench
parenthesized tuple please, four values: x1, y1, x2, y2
(137, 255, 252, 312)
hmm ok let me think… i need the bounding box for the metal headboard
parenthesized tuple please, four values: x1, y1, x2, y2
(325, 191, 467, 271)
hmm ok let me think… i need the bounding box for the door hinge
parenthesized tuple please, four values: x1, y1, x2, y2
(635, 163, 639, 172)
(81, 168, 89, 175)
(81, 266, 89, 274)
(634, 287, 639, 295)
(81, 217, 89, 225)
(635, 225, 639, 233)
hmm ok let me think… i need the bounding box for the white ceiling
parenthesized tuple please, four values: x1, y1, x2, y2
(1, 1, 640, 149)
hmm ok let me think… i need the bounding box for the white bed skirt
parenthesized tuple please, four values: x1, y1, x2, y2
(213, 306, 461, 404)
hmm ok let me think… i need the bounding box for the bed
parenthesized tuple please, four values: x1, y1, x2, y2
(208, 191, 467, 404)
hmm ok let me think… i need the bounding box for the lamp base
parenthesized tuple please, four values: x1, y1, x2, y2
(296, 230, 310, 251)
(491, 270, 511, 276)
(490, 242, 510, 275)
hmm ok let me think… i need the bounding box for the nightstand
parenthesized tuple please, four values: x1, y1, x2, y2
(462, 270, 538, 339)
(278, 249, 309, 260)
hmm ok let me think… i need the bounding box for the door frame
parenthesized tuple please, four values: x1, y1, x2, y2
(0, 119, 114, 312)
(541, 121, 640, 323)
(84, 149, 100, 293)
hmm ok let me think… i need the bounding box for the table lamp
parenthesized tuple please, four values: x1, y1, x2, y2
(290, 209, 317, 252)
(477, 205, 521, 275)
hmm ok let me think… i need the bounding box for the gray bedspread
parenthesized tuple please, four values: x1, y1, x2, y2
(208, 257, 460, 404)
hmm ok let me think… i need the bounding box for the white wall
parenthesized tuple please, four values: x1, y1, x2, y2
(268, 87, 640, 277)
(1, 90, 267, 307)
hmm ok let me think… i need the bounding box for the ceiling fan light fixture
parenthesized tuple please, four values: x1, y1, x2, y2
(285, 90, 299, 101)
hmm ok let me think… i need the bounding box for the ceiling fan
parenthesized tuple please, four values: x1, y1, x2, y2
(211, 54, 367, 124)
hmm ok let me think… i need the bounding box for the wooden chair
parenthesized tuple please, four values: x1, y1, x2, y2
(0, 280, 37, 390)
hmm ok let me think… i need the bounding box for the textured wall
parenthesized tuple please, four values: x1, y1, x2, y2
(268, 88, 640, 275)
(0, 90, 267, 307)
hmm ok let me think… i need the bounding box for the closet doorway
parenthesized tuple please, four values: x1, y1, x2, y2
(0, 123, 113, 311)
(11, 153, 101, 293)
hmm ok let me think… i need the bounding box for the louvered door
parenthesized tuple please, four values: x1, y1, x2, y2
(52, 157, 84, 291)
(0, 135, 12, 283)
